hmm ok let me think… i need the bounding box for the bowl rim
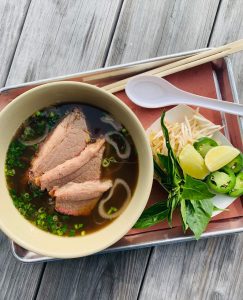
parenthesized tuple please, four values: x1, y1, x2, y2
(0, 81, 153, 258)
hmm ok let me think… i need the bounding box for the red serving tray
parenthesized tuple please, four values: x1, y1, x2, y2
(1, 55, 242, 260)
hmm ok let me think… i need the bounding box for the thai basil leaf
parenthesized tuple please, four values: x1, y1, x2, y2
(155, 156, 173, 191)
(154, 159, 167, 181)
(157, 153, 170, 174)
(137, 112, 216, 240)
(180, 198, 188, 230)
(185, 199, 214, 239)
(182, 175, 215, 201)
(160, 112, 182, 187)
(199, 199, 214, 218)
(167, 187, 181, 226)
(134, 201, 168, 229)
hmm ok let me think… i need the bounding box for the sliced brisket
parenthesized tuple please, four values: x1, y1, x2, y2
(30, 109, 89, 181)
(39, 139, 105, 190)
(54, 180, 112, 216)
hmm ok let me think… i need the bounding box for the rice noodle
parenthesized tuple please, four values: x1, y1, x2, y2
(100, 115, 122, 131)
(98, 178, 131, 219)
(19, 126, 48, 146)
(105, 131, 131, 159)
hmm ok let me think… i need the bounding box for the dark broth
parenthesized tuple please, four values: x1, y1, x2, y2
(5, 104, 139, 237)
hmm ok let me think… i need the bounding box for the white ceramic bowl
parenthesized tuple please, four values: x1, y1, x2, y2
(0, 82, 153, 258)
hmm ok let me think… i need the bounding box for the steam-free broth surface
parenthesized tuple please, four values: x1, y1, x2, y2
(5, 104, 139, 237)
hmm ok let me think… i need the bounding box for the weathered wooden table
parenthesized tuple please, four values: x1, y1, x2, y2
(1, 1, 243, 299)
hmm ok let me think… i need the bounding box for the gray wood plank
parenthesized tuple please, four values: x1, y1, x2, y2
(0, 233, 44, 300)
(1, 1, 152, 299)
(0, 2, 45, 299)
(139, 235, 243, 300)
(6, 0, 123, 85)
(36, 249, 150, 300)
(10, 2, 155, 299)
(35, 1, 223, 300)
(209, 0, 243, 102)
(105, 2, 243, 300)
(1, 1, 125, 299)
(106, 0, 220, 66)
(0, 0, 31, 86)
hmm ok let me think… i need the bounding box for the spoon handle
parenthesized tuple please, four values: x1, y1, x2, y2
(176, 92, 243, 117)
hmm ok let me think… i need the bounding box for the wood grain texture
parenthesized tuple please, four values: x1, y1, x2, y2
(1, 2, 152, 300)
(36, 249, 151, 300)
(0, 0, 31, 86)
(106, 0, 220, 66)
(209, 0, 243, 101)
(6, 0, 123, 85)
(0, 233, 44, 300)
(0, 1, 45, 299)
(139, 235, 243, 300)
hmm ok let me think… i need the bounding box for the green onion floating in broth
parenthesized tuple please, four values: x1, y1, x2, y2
(5, 140, 26, 176)
(102, 156, 117, 167)
(107, 206, 118, 215)
(98, 178, 131, 219)
(19, 110, 61, 146)
(19, 125, 49, 146)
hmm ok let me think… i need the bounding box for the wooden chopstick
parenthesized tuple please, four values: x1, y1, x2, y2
(154, 43, 243, 78)
(102, 39, 243, 94)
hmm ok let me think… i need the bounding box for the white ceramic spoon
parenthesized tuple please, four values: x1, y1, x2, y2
(125, 75, 243, 116)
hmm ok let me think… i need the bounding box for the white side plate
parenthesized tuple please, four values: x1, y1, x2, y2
(146, 104, 237, 217)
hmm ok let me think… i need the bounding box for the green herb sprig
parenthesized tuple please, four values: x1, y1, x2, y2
(134, 112, 216, 239)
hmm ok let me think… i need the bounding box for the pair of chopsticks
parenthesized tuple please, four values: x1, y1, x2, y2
(102, 39, 243, 94)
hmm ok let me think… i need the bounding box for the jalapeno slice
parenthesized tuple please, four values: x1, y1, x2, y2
(193, 137, 218, 158)
(206, 166, 236, 194)
(229, 172, 243, 197)
(226, 154, 243, 173)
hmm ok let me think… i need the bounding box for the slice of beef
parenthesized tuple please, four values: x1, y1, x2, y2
(55, 198, 99, 216)
(39, 139, 105, 190)
(53, 180, 112, 202)
(54, 180, 112, 216)
(73, 147, 104, 183)
(30, 109, 89, 181)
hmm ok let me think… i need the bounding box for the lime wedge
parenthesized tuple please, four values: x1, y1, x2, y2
(205, 145, 240, 172)
(179, 144, 209, 179)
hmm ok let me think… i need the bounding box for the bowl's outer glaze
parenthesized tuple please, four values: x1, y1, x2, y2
(0, 82, 153, 258)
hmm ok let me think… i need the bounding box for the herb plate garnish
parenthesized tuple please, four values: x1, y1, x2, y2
(135, 104, 241, 239)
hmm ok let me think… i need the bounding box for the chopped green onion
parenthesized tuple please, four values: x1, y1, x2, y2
(102, 156, 117, 168)
(102, 158, 110, 167)
(81, 230, 86, 236)
(74, 223, 83, 230)
(52, 215, 58, 222)
(69, 229, 76, 237)
(32, 144, 39, 150)
(38, 207, 45, 213)
(5, 140, 26, 173)
(107, 206, 118, 215)
(57, 229, 64, 236)
(23, 193, 31, 200)
(5, 167, 15, 176)
(56, 222, 62, 228)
